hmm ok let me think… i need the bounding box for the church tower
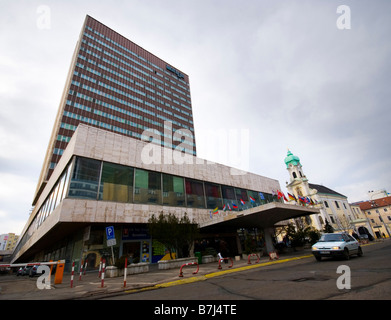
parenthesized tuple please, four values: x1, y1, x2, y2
(284, 150, 311, 199)
(284, 150, 328, 231)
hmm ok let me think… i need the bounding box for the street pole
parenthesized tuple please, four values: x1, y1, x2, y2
(111, 245, 115, 265)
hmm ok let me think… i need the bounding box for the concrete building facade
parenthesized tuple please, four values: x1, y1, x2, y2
(12, 125, 317, 268)
(359, 196, 391, 238)
(12, 17, 319, 269)
(34, 15, 196, 206)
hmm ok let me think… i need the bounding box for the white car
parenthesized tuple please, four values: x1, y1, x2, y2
(312, 232, 363, 261)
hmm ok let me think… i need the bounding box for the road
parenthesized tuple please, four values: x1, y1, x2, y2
(104, 240, 391, 300)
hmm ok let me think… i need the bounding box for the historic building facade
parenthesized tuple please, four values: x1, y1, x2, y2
(284, 150, 371, 236)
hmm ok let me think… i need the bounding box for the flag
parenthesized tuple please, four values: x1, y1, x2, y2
(249, 196, 256, 203)
(212, 207, 219, 214)
(227, 203, 231, 211)
(298, 196, 306, 204)
(232, 203, 238, 209)
(259, 192, 265, 200)
(223, 204, 227, 211)
(240, 199, 245, 205)
(277, 190, 288, 202)
(209, 211, 212, 219)
(288, 193, 296, 201)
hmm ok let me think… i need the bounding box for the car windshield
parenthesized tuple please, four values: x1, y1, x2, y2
(319, 234, 344, 242)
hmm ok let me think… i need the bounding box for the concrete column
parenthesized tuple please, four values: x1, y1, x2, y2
(263, 227, 275, 253)
(235, 233, 243, 254)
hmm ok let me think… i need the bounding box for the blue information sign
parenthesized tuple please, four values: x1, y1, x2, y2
(106, 226, 115, 240)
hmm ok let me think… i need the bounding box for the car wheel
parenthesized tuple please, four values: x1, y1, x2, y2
(343, 248, 350, 260)
(357, 247, 363, 257)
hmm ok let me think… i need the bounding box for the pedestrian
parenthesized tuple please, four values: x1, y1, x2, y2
(219, 240, 229, 263)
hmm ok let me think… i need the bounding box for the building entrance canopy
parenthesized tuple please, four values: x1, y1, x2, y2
(200, 202, 319, 232)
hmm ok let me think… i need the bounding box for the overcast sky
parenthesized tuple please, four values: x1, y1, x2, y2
(1, 0, 390, 235)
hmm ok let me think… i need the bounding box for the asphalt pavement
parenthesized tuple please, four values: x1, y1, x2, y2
(9, 240, 386, 301)
(0, 249, 317, 300)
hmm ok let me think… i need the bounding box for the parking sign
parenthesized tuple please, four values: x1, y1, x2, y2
(106, 226, 115, 240)
(106, 226, 116, 247)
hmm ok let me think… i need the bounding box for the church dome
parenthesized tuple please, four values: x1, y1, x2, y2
(284, 150, 301, 168)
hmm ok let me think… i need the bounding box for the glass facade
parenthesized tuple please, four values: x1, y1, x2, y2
(162, 174, 185, 207)
(221, 185, 237, 209)
(68, 157, 101, 199)
(205, 182, 223, 209)
(33, 156, 278, 230)
(35, 162, 73, 229)
(134, 169, 161, 204)
(185, 179, 206, 209)
(99, 162, 133, 202)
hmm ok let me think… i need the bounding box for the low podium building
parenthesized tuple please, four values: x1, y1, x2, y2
(12, 125, 318, 268)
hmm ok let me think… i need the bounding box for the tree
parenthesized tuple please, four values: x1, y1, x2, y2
(307, 228, 321, 245)
(148, 212, 199, 259)
(285, 223, 320, 248)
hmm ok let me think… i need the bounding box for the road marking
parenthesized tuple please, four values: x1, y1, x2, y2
(124, 254, 313, 294)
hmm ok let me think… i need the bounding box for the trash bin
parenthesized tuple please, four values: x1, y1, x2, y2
(195, 252, 202, 264)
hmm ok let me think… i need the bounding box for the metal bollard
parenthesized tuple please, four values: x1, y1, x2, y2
(179, 262, 199, 277)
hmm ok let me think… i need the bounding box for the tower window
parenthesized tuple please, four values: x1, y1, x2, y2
(292, 172, 297, 178)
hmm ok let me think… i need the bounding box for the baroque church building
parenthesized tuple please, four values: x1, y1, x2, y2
(284, 150, 371, 235)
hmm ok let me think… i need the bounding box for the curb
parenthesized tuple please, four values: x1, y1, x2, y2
(120, 254, 313, 297)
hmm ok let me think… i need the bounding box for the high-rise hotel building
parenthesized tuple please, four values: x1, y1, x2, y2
(12, 16, 317, 265)
(34, 15, 195, 204)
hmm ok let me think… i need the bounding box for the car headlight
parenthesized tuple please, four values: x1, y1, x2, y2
(332, 246, 340, 250)
(312, 246, 318, 250)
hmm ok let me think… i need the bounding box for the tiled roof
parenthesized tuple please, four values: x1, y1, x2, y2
(359, 196, 391, 210)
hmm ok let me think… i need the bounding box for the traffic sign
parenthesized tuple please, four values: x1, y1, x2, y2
(106, 226, 115, 240)
(106, 226, 116, 247)
(107, 238, 116, 247)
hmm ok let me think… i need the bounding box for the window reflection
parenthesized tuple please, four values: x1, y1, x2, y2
(99, 162, 133, 202)
(162, 174, 185, 207)
(205, 182, 222, 209)
(185, 179, 205, 208)
(134, 169, 161, 204)
(68, 157, 101, 199)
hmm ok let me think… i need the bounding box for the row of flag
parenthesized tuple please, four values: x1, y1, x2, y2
(209, 190, 317, 218)
(209, 192, 267, 217)
(277, 190, 318, 206)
